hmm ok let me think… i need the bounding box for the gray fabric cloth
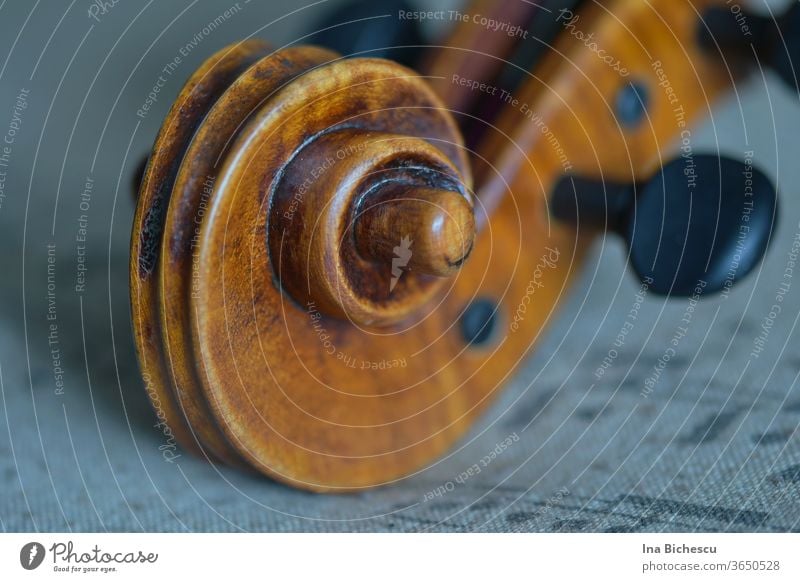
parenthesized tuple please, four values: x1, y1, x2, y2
(4, 228, 800, 532)
(1, 0, 799, 532)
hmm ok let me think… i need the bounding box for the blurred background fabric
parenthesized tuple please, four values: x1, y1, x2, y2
(1, 0, 799, 532)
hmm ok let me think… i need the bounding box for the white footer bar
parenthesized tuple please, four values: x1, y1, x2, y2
(1, 533, 797, 580)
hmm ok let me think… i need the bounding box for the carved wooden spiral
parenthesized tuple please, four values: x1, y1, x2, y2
(132, 40, 492, 490)
(132, 0, 782, 491)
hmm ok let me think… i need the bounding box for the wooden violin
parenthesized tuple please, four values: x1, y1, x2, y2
(130, 0, 788, 491)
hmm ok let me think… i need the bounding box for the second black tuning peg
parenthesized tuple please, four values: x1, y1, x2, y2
(699, 2, 800, 93)
(304, 0, 425, 69)
(551, 155, 778, 296)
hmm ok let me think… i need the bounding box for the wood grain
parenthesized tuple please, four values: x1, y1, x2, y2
(131, 0, 737, 491)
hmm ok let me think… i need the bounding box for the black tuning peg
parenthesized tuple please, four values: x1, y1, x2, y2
(552, 155, 778, 296)
(132, 153, 148, 200)
(305, 0, 425, 69)
(699, 2, 800, 93)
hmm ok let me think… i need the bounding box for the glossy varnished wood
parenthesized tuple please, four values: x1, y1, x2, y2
(130, 40, 273, 458)
(354, 184, 475, 278)
(131, 0, 738, 491)
(158, 44, 339, 466)
(194, 58, 476, 489)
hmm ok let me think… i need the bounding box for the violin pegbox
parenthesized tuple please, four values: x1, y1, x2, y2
(129, 0, 784, 491)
